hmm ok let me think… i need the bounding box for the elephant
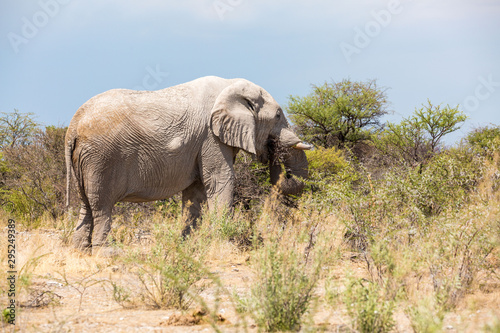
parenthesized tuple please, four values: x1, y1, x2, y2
(65, 76, 311, 255)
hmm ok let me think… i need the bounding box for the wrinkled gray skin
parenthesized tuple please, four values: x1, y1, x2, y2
(65, 76, 309, 255)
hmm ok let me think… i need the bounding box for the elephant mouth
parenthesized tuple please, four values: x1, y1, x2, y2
(266, 138, 309, 196)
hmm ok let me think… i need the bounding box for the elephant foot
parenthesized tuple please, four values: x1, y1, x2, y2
(72, 237, 92, 255)
(92, 245, 123, 258)
(181, 225, 194, 239)
(72, 245, 92, 256)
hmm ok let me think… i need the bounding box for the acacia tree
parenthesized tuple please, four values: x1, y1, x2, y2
(378, 101, 467, 166)
(0, 109, 38, 148)
(286, 79, 389, 149)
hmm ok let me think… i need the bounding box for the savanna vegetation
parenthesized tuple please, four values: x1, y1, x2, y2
(1, 80, 499, 332)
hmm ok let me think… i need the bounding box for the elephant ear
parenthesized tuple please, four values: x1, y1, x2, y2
(210, 80, 260, 155)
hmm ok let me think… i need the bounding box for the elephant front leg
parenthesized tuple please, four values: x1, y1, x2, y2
(181, 180, 207, 237)
(198, 140, 236, 230)
(205, 173, 235, 215)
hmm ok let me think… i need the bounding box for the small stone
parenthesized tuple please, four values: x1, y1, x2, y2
(46, 281, 63, 287)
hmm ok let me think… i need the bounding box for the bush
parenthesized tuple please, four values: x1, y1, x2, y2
(344, 278, 395, 333)
(115, 220, 210, 309)
(1, 125, 67, 225)
(242, 241, 320, 332)
(382, 147, 484, 217)
(305, 146, 350, 179)
(405, 297, 444, 333)
(466, 125, 500, 157)
(426, 208, 497, 311)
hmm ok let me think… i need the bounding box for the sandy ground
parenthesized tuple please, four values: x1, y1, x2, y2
(1, 230, 499, 332)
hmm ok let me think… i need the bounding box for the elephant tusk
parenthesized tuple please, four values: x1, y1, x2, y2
(293, 142, 313, 150)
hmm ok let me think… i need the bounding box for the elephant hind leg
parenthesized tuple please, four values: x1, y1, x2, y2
(90, 206, 113, 247)
(181, 180, 207, 237)
(72, 203, 93, 254)
(91, 205, 121, 257)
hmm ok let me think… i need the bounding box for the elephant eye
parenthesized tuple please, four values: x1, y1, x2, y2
(245, 99, 255, 112)
(276, 110, 281, 119)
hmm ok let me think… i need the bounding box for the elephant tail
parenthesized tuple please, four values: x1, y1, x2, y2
(66, 135, 92, 210)
(65, 136, 75, 209)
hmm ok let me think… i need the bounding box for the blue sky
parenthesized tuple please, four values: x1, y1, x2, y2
(1, 0, 499, 144)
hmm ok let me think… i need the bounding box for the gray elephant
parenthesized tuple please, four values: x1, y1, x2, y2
(65, 76, 310, 255)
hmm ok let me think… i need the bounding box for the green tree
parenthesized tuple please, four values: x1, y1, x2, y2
(378, 101, 467, 166)
(0, 109, 38, 148)
(286, 79, 389, 149)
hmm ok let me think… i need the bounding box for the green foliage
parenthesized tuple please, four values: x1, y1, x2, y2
(1, 308, 11, 324)
(305, 146, 350, 179)
(307, 125, 498, 331)
(109, 280, 132, 308)
(378, 101, 467, 166)
(0, 109, 38, 148)
(287, 79, 389, 148)
(344, 278, 395, 333)
(242, 241, 320, 332)
(466, 125, 500, 157)
(383, 147, 484, 216)
(1, 125, 67, 225)
(416, 148, 482, 214)
(323, 144, 484, 258)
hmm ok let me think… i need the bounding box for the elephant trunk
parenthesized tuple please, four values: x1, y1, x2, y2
(269, 145, 309, 196)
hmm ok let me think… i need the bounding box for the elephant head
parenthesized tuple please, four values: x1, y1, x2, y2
(210, 79, 310, 195)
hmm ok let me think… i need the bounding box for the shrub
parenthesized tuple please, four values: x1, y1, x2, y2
(0, 109, 38, 149)
(1, 125, 67, 225)
(405, 297, 444, 333)
(242, 241, 321, 332)
(413, 148, 483, 215)
(466, 125, 500, 157)
(116, 220, 210, 309)
(426, 207, 497, 311)
(305, 146, 350, 179)
(344, 278, 395, 333)
(381, 147, 484, 217)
